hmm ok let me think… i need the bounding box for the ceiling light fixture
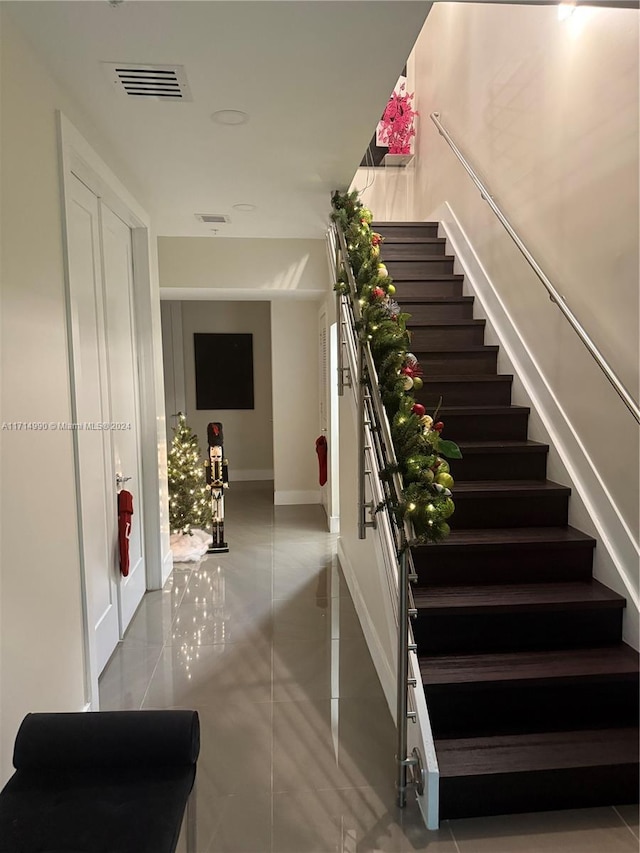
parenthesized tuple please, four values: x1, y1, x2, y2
(232, 203, 257, 212)
(211, 110, 249, 126)
(558, 2, 577, 20)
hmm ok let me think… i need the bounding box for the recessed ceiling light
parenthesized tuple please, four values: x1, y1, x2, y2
(232, 203, 257, 212)
(211, 110, 249, 126)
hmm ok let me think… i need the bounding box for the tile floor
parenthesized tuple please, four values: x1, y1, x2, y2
(100, 481, 639, 853)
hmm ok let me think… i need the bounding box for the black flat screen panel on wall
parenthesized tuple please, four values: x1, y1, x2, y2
(194, 333, 254, 410)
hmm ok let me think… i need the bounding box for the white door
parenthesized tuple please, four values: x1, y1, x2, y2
(100, 203, 146, 634)
(66, 175, 120, 675)
(66, 176, 147, 686)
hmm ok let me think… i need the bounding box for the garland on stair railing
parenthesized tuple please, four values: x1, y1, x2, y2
(331, 189, 461, 544)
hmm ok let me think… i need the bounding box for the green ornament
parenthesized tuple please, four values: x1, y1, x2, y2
(441, 498, 455, 519)
(436, 472, 454, 489)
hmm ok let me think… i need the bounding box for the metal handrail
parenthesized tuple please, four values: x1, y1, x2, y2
(330, 218, 433, 813)
(430, 111, 640, 425)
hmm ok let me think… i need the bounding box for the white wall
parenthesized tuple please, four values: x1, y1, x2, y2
(271, 301, 321, 505)
(162, 300, 274, 482)
(1, 14, 85, 781)
(0, 11, 168, 781)
(410, 3, 639, 540)
(337, 393, 397, 711)
(158, 237, 329, 300)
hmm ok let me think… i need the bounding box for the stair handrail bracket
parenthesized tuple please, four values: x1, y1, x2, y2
(430, 111, 640, 425)
(329, 216, 439, 824)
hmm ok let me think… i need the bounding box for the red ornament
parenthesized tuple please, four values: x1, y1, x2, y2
(434, 421, 445, 432)
(412, 404, 426, 417)
(371, 286, 385, 301)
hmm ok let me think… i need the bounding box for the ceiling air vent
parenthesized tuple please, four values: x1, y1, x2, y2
(195, 214, 231, 224)
(103, 63, 192, 101)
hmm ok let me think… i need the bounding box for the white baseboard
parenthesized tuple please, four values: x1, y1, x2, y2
(274, 489, 321, 506)
(161, 547, 174, 586)
(230, 469, 273, 482)
(434, 201, 639, 648)
(336, 539, 396, 713)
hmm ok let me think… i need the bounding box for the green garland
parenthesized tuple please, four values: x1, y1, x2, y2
(331, 189, 461, 544)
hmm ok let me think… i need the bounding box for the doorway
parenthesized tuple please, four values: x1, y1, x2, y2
(59, 114, 166, 707)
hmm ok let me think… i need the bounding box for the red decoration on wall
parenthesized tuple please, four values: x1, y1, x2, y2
(118, 490, 134, 577)
(378, 82, 418, 155)
(315, 435, 328, 486)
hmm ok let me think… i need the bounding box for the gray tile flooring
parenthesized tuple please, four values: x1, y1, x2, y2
(100, 481, 639, 852)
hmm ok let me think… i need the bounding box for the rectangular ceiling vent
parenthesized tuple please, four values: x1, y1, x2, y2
(102, 63, 192, 101)
(195, 214, 231, 224)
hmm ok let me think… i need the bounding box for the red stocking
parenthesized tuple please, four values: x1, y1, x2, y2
(117, 490, 134, 577)
(315, 436, 328, 486)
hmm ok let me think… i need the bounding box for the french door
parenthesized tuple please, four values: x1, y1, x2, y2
(66, 174, 145, 680)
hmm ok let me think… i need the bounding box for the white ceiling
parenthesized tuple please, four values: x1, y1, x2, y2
(7, 1, 431, 238)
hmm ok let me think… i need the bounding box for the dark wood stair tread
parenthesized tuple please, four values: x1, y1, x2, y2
(420, 645, 640, 686)
(379, 236, 445, 244)
(407, 318, 484, 327)
(456, 439, 548, 454)
(398, 295, 474, 305)
(421, 373, 512, 382)
(413, 580, 626, 613)
(396, 296, 474, 304)
(439, 404, 529, 414)
(436, 728, 639, 777)
(373, 221, 439, 227)
(413, 344, 499, 355)
(393, 274, 464, 282)
(416, 525, 595, 550)
(387, 254, 456, 262)
(452, 479, 570, 496)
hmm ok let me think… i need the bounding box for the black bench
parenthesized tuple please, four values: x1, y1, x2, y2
(0, 710, 200, 853)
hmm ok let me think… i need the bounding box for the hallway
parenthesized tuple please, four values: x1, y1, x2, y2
(99, 483, 638, 852)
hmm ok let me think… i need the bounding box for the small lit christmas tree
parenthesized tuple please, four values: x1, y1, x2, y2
(168, 413, 212, 535)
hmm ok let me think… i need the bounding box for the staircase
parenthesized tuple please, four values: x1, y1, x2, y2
(374, 221, 640, 820)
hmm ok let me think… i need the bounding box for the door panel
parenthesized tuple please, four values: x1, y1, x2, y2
(100, 203, 145, 634)
(67, 176, 120, 674)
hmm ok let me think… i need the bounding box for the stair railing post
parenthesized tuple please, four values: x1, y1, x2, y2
(337, 289, 345, 398)
(396, 546, 410, 807)
(329, 215, 438, 821)
(357, 335, 368, 539)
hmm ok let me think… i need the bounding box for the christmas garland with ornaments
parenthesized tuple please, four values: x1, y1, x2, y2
(331, 190, 461, 545)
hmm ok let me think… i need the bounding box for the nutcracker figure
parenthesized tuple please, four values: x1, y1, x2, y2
(205, 422, 229, 553)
